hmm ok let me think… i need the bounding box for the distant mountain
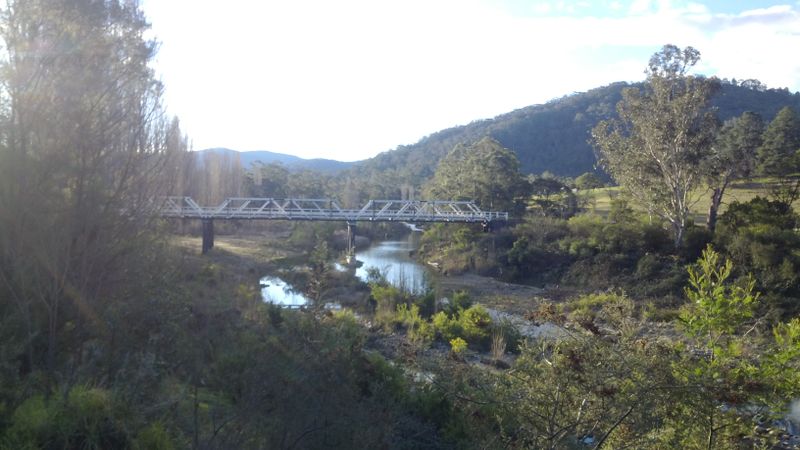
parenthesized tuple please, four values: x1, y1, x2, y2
(348, 81, 800, 186)
(197, 148, 355, 174)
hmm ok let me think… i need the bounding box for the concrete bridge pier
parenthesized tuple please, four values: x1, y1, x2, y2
(202, 218, 214, 254)
(346, 221, 356, 264)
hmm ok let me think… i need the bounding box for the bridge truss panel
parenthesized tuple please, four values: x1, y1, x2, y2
(160, 197, 508, 223)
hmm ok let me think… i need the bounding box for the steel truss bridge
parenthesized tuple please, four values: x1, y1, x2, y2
(161, 196, 508, 254)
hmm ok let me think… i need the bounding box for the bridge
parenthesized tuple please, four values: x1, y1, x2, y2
(161, 196, 508, 254)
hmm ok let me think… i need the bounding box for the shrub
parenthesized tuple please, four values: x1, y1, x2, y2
(680, 225, 713, 261)
(133, 422, 175, 450)
(433, 311, 463, 342)
(449, 338, 468, 357)
(458, 305, 492, 349)
(714, 198, 800, 311)
(396, 304, 434, 347)
(635, 253, 664, 279)
(3, 386, 131, 450)
(409, 320, 435, 347)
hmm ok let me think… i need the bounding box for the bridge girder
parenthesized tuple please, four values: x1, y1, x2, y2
(160, 197, 508, 223)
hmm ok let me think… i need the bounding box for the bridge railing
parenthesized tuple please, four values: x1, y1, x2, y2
(160, 197, 508, 222)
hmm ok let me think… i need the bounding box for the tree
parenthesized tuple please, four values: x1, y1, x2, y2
(574, 172, 604, 190)
(528, 176, 577, 217)
(592, 45, 720, 247)
(246, 161, 289, 198)
(0, 0, 184, 390)
(704, 112, 763, 232)
(424, 136, 528, 212)
(757, 106, 800, 203)
(674, 246, 761, 449)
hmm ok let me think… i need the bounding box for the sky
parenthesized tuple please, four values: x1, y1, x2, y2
(141, 0, 800, 161)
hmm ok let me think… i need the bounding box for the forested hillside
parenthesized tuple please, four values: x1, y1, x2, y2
(348, 81, 800, 186)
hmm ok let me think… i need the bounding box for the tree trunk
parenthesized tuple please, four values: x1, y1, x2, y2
(706, 186, 724, 233)
(672, 220, 685, 249)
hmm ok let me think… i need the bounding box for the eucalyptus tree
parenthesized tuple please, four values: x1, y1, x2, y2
(592, 45, 720, 247)
(704, 111, 763, 232)
(424, 136, 529, 213)
(0, 0, 186, 387)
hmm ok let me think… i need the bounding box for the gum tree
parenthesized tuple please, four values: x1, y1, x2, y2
(592, 45, 719, 247)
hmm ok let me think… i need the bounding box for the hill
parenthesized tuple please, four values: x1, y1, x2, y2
(198, 147, 355, 174)
(347, 81, 800, 187)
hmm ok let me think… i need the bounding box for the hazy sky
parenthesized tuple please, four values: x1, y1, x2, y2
(141, 0, 800, 161)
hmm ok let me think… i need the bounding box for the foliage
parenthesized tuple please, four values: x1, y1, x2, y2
(593, 45, 720, 247)
(0, 0, 187, 404)
(423, 250, 800, 449)
(449, 338, 467, 357)
(680, 245, 759, 346)
(704, 111, 764, 231)
(430, 303, 494, 350)
(757, 106, 800, 203)
(432, 311, 462, 342)
(758, 106, 800, 176)
(527, 176, 577, 217)
(2, 386, 135, 449)
(418, 223, 510, 276)
(340, 77, 800, 204)
(396, 304, 435, 347)
(306, 237, 331, 303)
(574, 171, 605, 190)
(669, 246, 770, 449)
(423, 136, 529, 212)
(714, 198, 800, 313)
(761, 318, 800, 402)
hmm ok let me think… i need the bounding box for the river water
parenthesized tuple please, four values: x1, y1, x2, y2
(261, 232, 429, 306)
(260, 276, 309, 308)
(354, 233, 429, 294)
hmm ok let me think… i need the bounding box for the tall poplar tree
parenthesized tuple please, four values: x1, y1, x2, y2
(0, 0, 186, 387)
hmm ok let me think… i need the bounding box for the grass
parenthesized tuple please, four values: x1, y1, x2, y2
(581, 177, 796, 224)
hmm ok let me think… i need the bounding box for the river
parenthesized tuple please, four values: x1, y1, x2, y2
(354, 232, 429, 294)
(261, 232, 429, 306)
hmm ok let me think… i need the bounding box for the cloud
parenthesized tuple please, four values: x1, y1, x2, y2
(143, 0, 800, 159)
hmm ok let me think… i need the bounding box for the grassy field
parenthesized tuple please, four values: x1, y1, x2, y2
(582, 178, 795, 224)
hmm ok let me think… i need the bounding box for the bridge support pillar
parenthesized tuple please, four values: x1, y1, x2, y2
(202, 218, 214, 254)
(346, 221, 356, 264)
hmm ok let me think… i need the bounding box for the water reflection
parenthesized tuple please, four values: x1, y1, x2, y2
(260, 276, 308, 308)
(261, 233, 430, 306)
(355, 233, 429, 294)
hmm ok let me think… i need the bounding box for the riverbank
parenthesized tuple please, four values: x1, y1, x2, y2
(171, 231, 561, 315)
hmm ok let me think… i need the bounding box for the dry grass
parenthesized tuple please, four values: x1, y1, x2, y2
(581, 178, 796, 224)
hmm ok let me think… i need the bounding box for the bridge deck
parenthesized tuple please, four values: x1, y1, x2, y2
(161, 197, 507, 223)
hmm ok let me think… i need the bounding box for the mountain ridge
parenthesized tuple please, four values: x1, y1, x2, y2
(341, 81, 800, 189)
(196, 147, 356, 174)
(202, 81, 800, 185)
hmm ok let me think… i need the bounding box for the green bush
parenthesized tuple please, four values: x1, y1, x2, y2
(449, 338, 467, 357)
(3, 386, 131, 450)
(396, 304, 434, 347)
(133, 422, 175, 450)
(635, 253, 664, 279)
(432, 311, 463, 342)
(714, 198, 800, 312)
(680, 225, 713, 261)
(458, 305, 492, 348)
